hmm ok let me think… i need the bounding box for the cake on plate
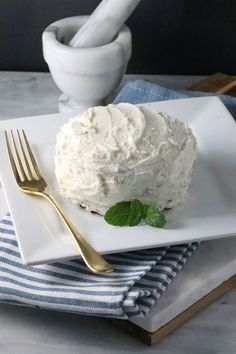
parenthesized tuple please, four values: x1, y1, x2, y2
(55, 103, 197, 215)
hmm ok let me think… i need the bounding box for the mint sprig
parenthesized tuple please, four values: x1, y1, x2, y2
(104, 199, 166, 228)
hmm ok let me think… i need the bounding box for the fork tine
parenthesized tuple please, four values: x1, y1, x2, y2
(10, 130, 27, 181)
(17, 130, 34, 180)
(21, 130, 42, 179)
(5, 131, 22, 183)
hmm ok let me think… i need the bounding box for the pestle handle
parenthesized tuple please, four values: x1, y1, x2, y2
(69, 0, 141, 48)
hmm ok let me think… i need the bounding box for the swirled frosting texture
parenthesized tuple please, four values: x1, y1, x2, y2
(55, 103, 197, 214)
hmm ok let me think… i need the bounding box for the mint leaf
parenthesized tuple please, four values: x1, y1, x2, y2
(104, 202, 131, 226)
(128, 199, 143, 226)
(144, 206, 166, 228)
(104, 200, 142, 227)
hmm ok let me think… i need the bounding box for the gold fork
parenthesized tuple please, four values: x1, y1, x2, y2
(5, 130, 113, 274)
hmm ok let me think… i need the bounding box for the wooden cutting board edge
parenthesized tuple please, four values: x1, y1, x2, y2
(109, 275, 236, 346)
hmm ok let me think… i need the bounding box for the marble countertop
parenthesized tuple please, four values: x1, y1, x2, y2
(0, 71, 235, 354)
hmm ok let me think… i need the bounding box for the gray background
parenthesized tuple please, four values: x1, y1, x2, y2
(0, 0, 235, 74)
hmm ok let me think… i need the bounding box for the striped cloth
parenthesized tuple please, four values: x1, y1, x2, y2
(0, 214, 198, 319)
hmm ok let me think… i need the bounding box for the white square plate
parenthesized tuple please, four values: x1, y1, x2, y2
(0, 97, 236, 265)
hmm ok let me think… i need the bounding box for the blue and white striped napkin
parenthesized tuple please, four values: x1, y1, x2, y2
(0, 214, 198, 318)
(2, 79, 235, 319)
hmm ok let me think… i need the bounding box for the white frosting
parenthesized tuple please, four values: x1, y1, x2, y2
(55, 103, 197, 214)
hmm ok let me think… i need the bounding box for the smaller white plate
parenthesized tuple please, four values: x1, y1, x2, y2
(0, 97, 236, 265)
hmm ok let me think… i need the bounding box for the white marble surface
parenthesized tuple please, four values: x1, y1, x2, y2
(132, 237, 236, 332)
(0, 71, 205, 119)
(0, 71, 235, 354)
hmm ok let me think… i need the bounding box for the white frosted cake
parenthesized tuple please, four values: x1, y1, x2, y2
(55, 103, 197, 215)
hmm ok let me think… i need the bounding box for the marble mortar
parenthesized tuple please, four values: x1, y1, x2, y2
(42, 16, 132, 112)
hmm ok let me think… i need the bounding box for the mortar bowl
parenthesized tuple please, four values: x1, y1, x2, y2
(42, 16, 132, 112)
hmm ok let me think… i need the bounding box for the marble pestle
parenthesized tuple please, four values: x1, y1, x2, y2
(69, 0, 141, 48)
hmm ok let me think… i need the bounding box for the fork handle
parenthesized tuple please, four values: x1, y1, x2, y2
(41, 192, 113, 274)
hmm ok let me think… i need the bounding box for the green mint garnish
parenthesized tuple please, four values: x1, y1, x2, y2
(104, 199, 167, 228)
(143, 206, 166, 228)
(104, 200, 142, 227)
(104, 201, 131, 226)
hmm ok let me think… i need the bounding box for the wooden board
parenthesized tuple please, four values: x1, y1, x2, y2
(110, 275, 236, 346)
(189, 72, 236, 95)
(109, 73, 236, 346)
